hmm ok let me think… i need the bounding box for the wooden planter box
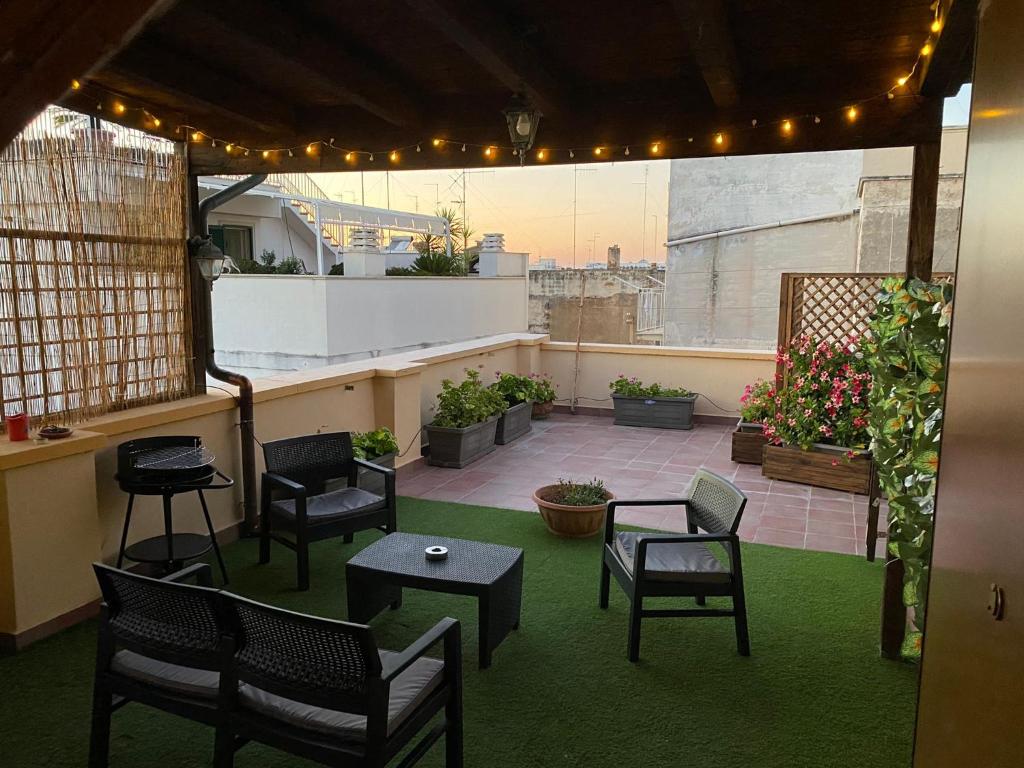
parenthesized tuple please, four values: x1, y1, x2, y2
(425, 416, 499, 468)
(731, 421, 767, 465)
(611, 394, 696, 430)
(356, 452, 395, 496)
(761, 443, 872, 494)
(495, 401, 532, 444)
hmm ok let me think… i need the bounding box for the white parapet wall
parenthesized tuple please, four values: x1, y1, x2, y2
(212, 275, 529, 376)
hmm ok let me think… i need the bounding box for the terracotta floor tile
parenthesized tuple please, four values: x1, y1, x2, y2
(806, 519, 857, 538)
(753, 528, 805, 548)
(759, 514, 807, 533)
(804, 533, 857, 555)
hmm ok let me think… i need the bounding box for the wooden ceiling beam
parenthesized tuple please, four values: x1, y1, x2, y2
(0, 0, 175, 149)
(917, 0, 976, 98)
(672, 0, 741, 109)
(188, 95, 944, 176)
(402, 0, 571, 116)
(187, 1, 422, 128)
(105, 45, 297, 135)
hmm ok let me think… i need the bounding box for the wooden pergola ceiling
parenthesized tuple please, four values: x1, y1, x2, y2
(3, 0, 975, 174)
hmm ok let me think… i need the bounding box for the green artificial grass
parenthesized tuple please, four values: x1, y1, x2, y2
(0, 498, 918, 768)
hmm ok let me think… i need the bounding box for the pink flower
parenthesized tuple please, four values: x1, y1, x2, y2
(831, 459, 840, 467)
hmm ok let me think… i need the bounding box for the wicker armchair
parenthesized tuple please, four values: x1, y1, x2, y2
(598, 469, 750, 662)
(89, 562, 224, 768)
(216, 594, 463, 767)
(260, 432, 396, 590)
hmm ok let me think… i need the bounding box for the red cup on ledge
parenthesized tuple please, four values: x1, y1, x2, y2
(6, 412, 29, 441)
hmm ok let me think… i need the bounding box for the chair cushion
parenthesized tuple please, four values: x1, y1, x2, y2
(270, 487, 385, 523)
(614, 532, 731, 583)
(238, 650, 444, 742)
(111, 650, 219, 699)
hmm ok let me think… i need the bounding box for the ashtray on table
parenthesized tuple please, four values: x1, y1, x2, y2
(38, 426, 73, 440)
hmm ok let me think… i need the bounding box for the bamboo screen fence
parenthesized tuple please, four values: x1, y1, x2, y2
(0, 110, 194, 429)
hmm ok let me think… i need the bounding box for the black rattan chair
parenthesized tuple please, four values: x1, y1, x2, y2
(260, 432, 396, 590)
(89, 562, 226, 768)
(599, 468, 750, 662)
(216, 594, 463, 768)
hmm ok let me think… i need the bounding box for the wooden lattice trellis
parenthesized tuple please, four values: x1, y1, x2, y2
(776, 272, 952, 384)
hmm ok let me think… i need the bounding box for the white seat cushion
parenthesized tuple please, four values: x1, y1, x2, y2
(111, 650, 219, 699)
(238, 650, 444, 742)
(615, 531, 730, 583)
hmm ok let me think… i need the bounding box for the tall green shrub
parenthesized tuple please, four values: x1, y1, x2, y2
(865, 277, 953, 659)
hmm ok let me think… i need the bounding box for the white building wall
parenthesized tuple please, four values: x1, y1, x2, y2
(198, 190, 319, 273)
(212, 275, 529, 378)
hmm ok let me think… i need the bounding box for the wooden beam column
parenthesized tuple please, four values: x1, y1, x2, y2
(906, 141, 941, 281)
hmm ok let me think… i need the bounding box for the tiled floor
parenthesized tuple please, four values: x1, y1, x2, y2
(398, 414, 884, 558)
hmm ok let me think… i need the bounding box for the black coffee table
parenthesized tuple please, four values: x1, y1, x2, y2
(346, 532, 524, 668)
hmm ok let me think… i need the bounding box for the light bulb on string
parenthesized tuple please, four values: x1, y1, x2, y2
(897, 75, 908, 87)
(846, 106, 859, 122)
(887, 92, 895, 100)
(262, 150, 270, 159)
(537, 149, 547, 161)
(651, 142, 661, 154)
(751, 119, 758, 127)
(921, 42, 932, 56)
(432, 138, 442, 147)
(191, 131, 201, 141)
(461, 144, 466, 152)
(416, 144, 421, 152)
(594, 147, 603, 156)
(288, 149, 294, 157)
(152, 117, 161, 127)
(306, 143, 316, 155)
(714, 133, 724, 146)
(931, 18, 942, 33)
(484, 146, 493, 157)
(114, 102, 126, 114)
(211, 139, 217, 148)
(244, 149, 249, 156)
(814, 115, 821, 124)
(624, 146, 630, 156)
(71, 79, 81, 90)
(369, 153, 374, 162)
(389, 150, 398, 162)
(781, 119, 793, 135)
(345, 152, 353, 161)
(225, 144, 233, 153)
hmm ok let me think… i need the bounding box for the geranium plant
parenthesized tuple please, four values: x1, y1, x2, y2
(767, 334, 872, 451)
(351, 427, 399, 460)
(527, 373, 556, 404)
(490, 372, 534, 406)
(739, 379, 775, 424)
(431, 369, 507, 429)
(866, 277, 953, 660)
(609, 375, 692, 398)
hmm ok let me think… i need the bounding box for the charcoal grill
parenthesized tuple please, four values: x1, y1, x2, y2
(115, 435, 233, 582)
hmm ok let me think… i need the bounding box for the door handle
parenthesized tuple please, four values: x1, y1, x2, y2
(988, 583, 1006, 621)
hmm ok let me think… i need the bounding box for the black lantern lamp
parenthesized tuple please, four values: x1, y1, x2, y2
(504, 95, 541, 165)
(188, 235, 226, 282)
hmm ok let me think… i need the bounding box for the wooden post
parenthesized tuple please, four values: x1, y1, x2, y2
(906, 142, 941, 281)
(185, 171, 208, 394)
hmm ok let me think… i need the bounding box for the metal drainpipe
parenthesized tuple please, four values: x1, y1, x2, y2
(194, 173, 267, 533)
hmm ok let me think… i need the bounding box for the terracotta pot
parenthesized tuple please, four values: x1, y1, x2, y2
(532, 484, 614, 538)
(531, 400, 555, 420)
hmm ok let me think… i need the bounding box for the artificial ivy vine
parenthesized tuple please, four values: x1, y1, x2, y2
(865, 277, 953, 660)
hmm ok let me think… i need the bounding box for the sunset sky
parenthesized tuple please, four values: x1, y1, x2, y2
(316, 87, 971, 268)
(318, 160, 670, 268)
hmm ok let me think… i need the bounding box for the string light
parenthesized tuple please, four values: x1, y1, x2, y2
(151, 117, 161, 127)
(897, 75, 908, 86)
(814, 115, 821, 124)
(921, 42, 932, 56)
(369, 153, 374, 162)
(569, 150, 575, 158)
(114, 102, 126, 114)
(432, 138, 442, 147)
(624, 146, 630, 156)
(416, 144, 421, 152)
(781, 119, 793, 135)
(211, 139, 217, 148)
(306, 143, 316, 155)
(714, 133, 724, 146)
(345, 152, 354, 161)
(71, 79, 81, 90)
(537, 149, 547, 161)
(262, 150, 270, 159)
(650, 142, 661, 154)
(244, 149, 249, 156)
(846, 106, 859, 122)
(931, 17, 942, 33)
(389, 150, 398, 162)
(225, 143, 233, 153)
(751, 119, 758, 127)
(191, 131, 201, 141)
(288, 149, 294, 157)
(593, 146, 603, 156)
(484, 146, 493, 157)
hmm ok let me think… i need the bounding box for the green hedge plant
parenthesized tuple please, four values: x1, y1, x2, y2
(490, 372, 534, 406)
(432, 369, 507, 429)
(609, 375, 692, 398)
(865, 277, 953, 660)
(351, 427, 399, 460)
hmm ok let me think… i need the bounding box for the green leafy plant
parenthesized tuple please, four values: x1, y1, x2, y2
(237, 249, 305, 275)
(351, 427, 399, 460)
(767, 335, 871, 450)
(547, 477, 609, 506)
(411, 250, 464, 276)
(328, 263, 344, 276)
(609, 375, 692, 398)
(865, 277, 953, 660)
(431, 369, 507, 428)
(739, 379, 775, 424)
(528, 373, 556, 404)
(491, 372, 534, 406)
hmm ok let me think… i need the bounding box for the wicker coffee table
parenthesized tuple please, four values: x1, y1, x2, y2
(346, 532, 524, 668)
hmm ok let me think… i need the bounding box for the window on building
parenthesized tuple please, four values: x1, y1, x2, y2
(210, 225, 253, 265)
